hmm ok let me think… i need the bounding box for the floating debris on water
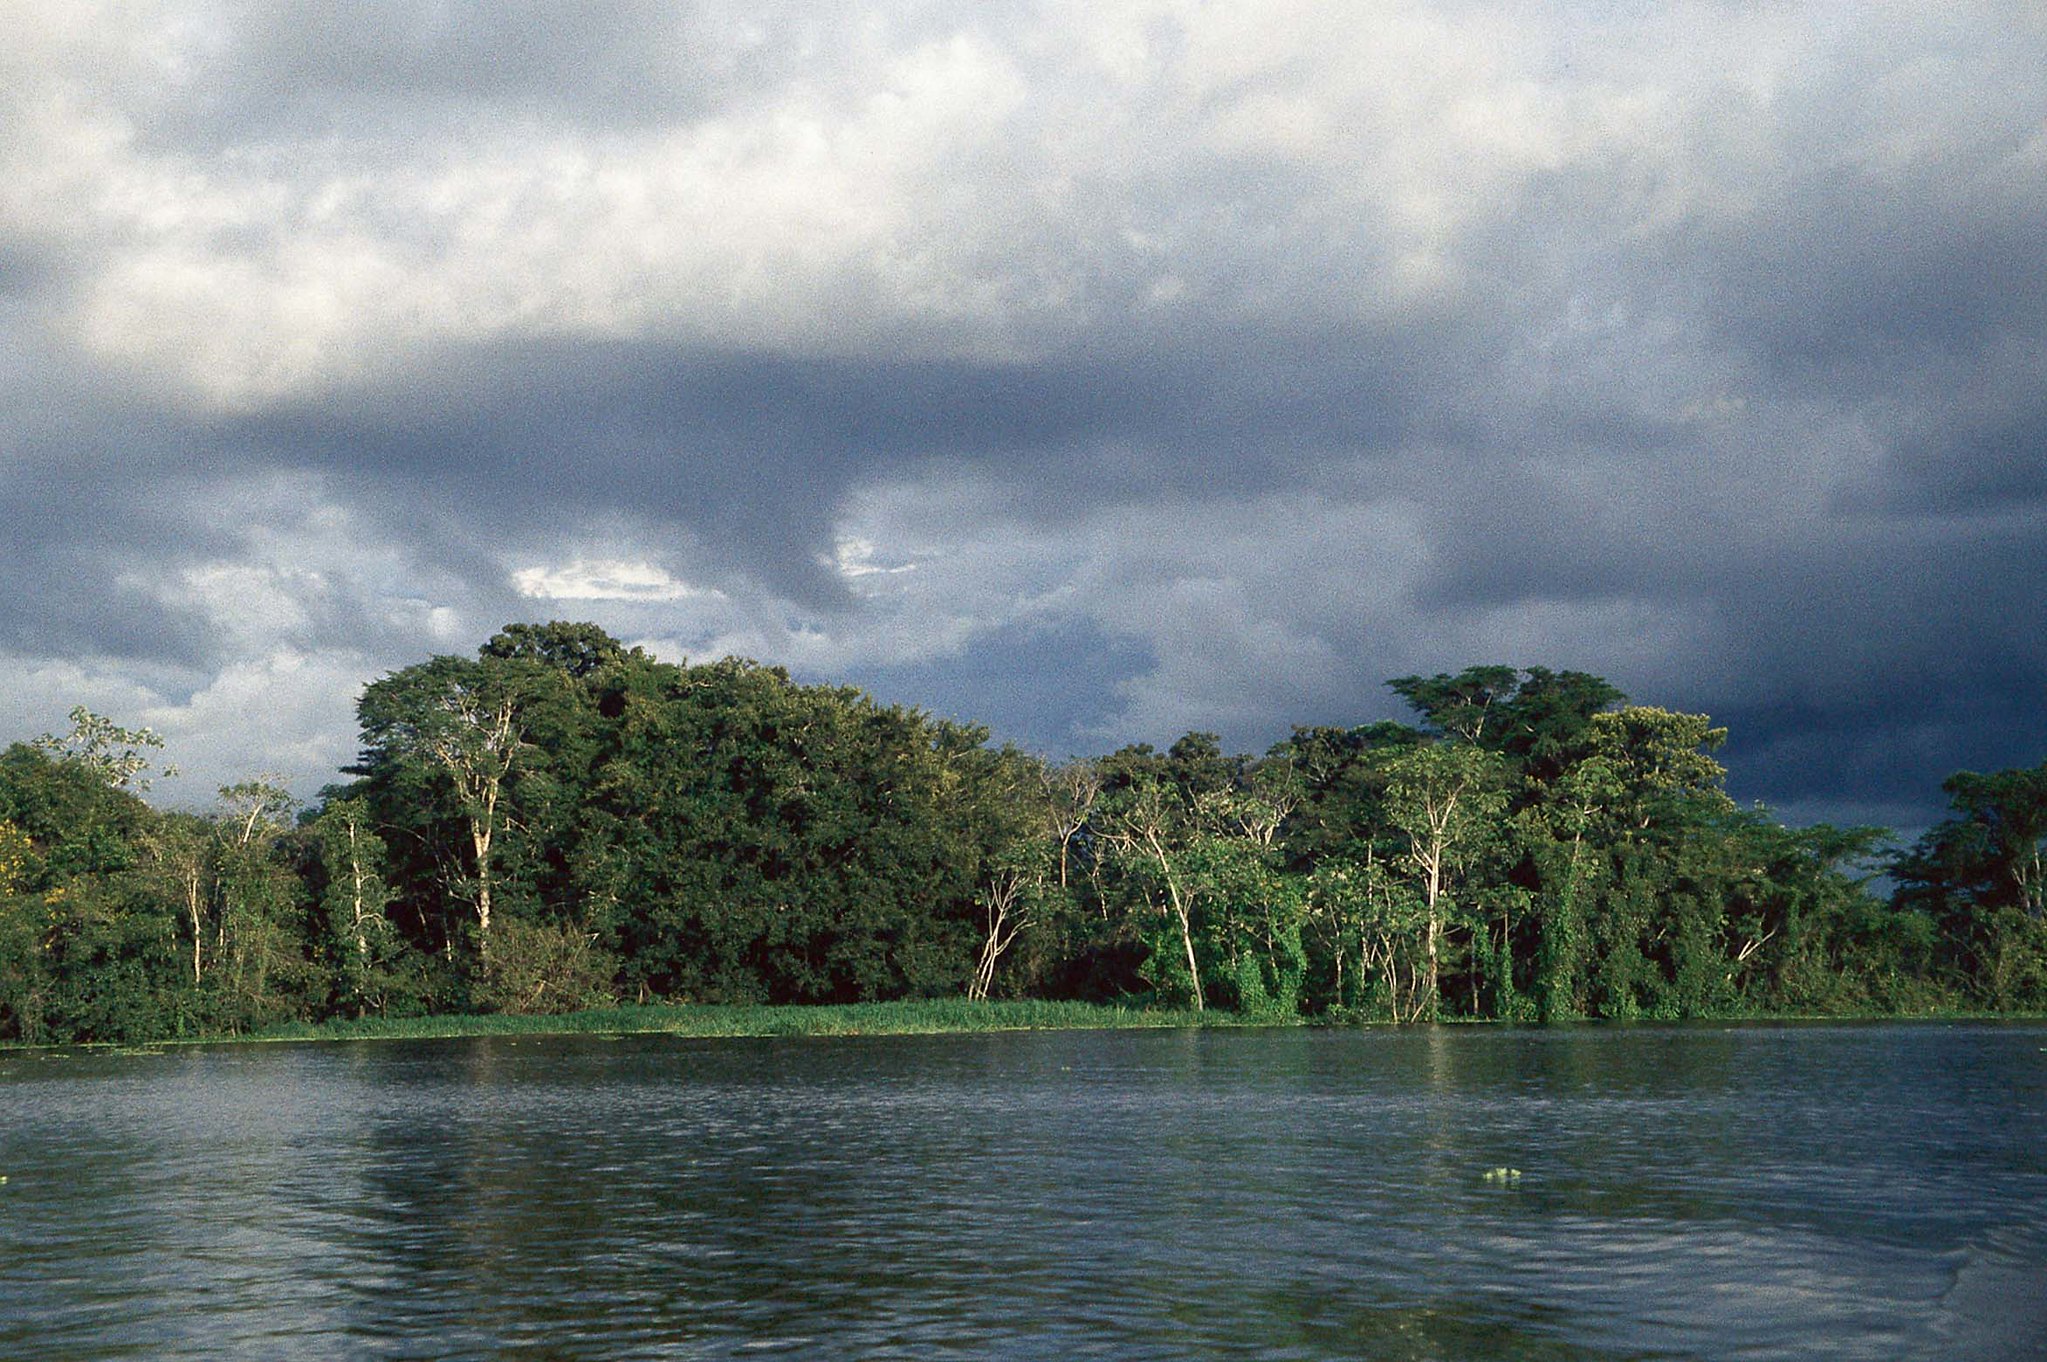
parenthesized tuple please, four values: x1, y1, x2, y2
(1482, 1167, 1523, 1185)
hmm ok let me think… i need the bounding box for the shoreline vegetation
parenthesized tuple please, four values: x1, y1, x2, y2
(9, 999, 1219, 1051)
(4, 622, 2044, 1048)
(9, 998, 2042, 1056)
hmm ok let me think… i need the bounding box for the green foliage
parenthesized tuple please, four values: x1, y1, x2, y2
(1893, 758, 2047, 1008)
(235, 997, 1227, 1045)
(473, 916, 620, 1015)
(32, 706, 176, 793)
(1381, 740, 1510, 1019)
(309, 798, 414, 1017)
(2, 639, 2029, 1045)
(0, 819, 29, 895)
(342, 634, 1027, 1009)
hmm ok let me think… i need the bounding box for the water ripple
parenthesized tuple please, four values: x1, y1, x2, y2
(3, 1023, 2043, 1360)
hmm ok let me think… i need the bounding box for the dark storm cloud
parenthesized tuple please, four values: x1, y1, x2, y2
(230, 319, 1447, 604)
(0, 342, 483, 684)
(0, 354, 228, 667)
(1700, 514, 2047, 827)
(1398, 413, 2046, 830)
(1304, 47, 2047, 829)
(1879, 399, 2047, 516)
(841, 614, 1157, 756)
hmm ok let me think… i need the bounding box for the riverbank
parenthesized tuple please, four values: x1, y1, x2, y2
(9, 997, 2034, 1053)
(229, 998, 1236, 1046)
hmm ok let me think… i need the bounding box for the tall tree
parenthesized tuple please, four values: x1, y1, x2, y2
(138, 813, 212, 987)
(356, 655, 540, 962)
(1570, 707, 1737, 1018)
(312, 797, 398, 1016)
(1381, 740, 1509, 1018)
(480, 620, 636, 678)
(1388, 667, 1524, 743)
(1892, 758, 2047, 1005)
(1097, 772, 1209, 1010)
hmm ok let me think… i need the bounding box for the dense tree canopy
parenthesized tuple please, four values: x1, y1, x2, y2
(1, 631, 2038, 1044)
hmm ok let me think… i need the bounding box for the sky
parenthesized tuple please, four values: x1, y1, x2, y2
(3, 1, 2042, 835)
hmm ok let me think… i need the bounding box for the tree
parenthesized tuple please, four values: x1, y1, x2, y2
(312, 797, 399, 1016)
(205, 779, 318, 1032)
(1572, 707, 1737, 1019)
(1093, 751, 1310, 1015)
(356, 655, 538, 962)
(1584, 707, 1731, 829)
(0, 738, 181, 1042)
(1893, 758, 2047, 1006)
(0, 818, 41, 1040)
(1381, 741, 1509, 1018)
(1309, 853, 1433, 1022)
(137, 813, 212, 986)
(1388, 666, 1622, 768)
(5, 641, 2012, 1038)
(555, 652, 1002, 1005)
(1716, 817, 1896, 1012)
(1184, 788, 1308, 1017)
(1041, 759, 1101, 891)
(1519, 754, 1622, 1020)
(963, 751, 1071, 1002)
(968, 851, 1037, 1002)
(0, 820, 27, 895)
(33, 706, 177, 792)
(481, 620, 638, 678)
(1921, 763, 2047, 918)
(1098, 773, 1209, 1010)
(1488, 668, 1628, 783)
(1388, 667, 1524, 743)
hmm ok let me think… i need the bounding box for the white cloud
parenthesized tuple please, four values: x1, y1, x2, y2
(136, 647, 369, 804)
(828, 537, 919, 581)
(21, 1, 2017, 406)
(513, 558, 715, 602)
(0, 644, 367, 807)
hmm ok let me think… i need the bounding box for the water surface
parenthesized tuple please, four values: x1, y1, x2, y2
(3, 1022, 2044, 1360)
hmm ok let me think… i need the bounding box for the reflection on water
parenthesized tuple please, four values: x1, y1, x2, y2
(2, 1023, 2044, 1360)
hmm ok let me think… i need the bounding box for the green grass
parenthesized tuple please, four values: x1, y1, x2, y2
(14, 998, 2036, 1053)
(233, 997, 1250, 1047)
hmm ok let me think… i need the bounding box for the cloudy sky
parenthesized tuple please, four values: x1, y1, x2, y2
(3, 1, 2042, 832)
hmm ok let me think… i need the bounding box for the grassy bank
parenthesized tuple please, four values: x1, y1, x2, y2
(13, 999, 2036, 1053)
(230, 997, 1240, 1047)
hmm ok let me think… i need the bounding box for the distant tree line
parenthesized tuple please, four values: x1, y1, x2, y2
(2, 622, 2042, 1043)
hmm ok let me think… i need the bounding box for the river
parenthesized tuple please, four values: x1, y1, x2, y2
(3, 1021, 2044, 1360)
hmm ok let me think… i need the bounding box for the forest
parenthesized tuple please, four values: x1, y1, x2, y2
(2, 621, 2042, 1044)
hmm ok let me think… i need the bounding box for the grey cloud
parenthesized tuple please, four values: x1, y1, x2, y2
(840, 614, 1157, 756)
(127, 2, 808, 148)
(121, 0, 1033, 157)
(0, 243, 71, 304)
(1712, 192, 2047, 397)
(0, 416, 230, 666)
(1879, 399, 2047, 516)
(228, 316, 1456, 605)
(4, 1, 2044, 835)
